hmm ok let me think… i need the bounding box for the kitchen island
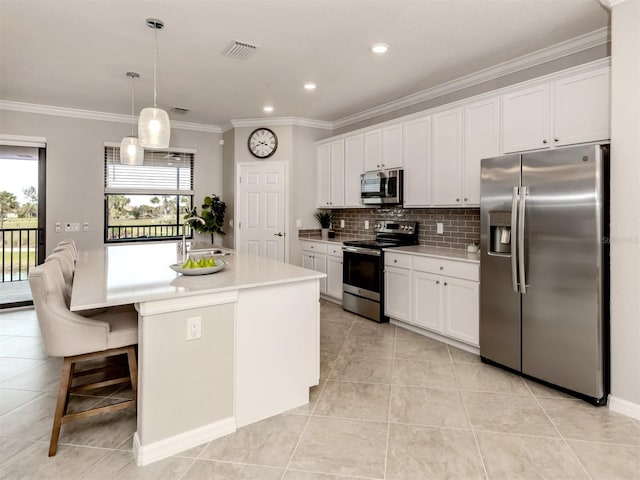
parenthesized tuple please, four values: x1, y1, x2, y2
(71, 243, 324, 466)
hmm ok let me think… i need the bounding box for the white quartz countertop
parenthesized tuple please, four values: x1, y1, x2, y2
(298, 237, 346, 245)
(384, 245, 481, 264)
(71, 243, 326, 311)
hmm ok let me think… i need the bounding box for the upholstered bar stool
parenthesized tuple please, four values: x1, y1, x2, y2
(28, 261, 138, 456)
(45, 252, 74, 306)
(56, 238, 77, 259)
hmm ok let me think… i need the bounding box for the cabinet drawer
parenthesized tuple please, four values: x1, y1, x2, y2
(327, 244, 344, 258)
(300, 240, 328, 254)
(412, 256, 479, 281)
(384, 252, 412, 269)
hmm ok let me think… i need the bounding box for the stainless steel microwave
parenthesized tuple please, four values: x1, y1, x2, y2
(360, 169, 403, 205)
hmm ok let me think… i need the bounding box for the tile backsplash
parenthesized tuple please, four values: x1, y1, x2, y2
(300, 207, 480, 250)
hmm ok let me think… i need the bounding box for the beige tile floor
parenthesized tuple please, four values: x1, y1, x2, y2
(0, 300, 638, 480)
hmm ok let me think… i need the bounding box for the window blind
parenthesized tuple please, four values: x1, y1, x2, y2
(104, 147, 194, 195)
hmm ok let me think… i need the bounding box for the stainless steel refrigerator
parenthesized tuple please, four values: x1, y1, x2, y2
(480, 143, 609, 405)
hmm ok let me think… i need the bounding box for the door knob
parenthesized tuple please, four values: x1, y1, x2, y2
(274, 232, 284, 237)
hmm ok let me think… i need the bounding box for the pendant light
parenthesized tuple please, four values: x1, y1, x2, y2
(120, 72, 144, 165)
(138, 18, 170, 149)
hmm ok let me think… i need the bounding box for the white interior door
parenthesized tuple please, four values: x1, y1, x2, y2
(236, 162, 287, 262)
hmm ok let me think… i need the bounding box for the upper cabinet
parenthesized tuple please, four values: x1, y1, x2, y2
(316, 61, 610, 209)
(316, 139, 345, 208)
(344, 134, 364, 207)
(502, 84, 551, 153)
(363, 129, 382, 171)
(464, 97, 500, 206)
(502, 65, 610, 154)
(431, 108, 463, 205)
(403, 116, 431, 207)
(553, 67, 610, 146)
(364, 125, 403, 171)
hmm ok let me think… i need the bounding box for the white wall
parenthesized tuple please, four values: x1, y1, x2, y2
(224, 124, 327, 264)
(609, 0, 640, 416)
(0, 110, 222, 252)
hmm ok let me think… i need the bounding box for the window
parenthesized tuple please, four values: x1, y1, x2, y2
(104, 146, 194, 243)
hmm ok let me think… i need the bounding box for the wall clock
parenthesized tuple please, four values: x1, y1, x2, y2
(248, 127, 278, 159)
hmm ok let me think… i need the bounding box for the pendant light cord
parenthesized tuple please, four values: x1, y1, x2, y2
(153, 26, 158, 107)
(130, 76, 136, 136)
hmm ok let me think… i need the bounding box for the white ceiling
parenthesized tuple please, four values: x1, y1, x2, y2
(0, 0, 610, 128)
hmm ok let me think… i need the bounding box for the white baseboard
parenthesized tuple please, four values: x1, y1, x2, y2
(608, 395, 640, 420)
(133, 417, 237, 466)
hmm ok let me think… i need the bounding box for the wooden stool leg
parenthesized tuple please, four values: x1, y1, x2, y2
(49, 357, 73, 456)
(126, 346, 138, 404)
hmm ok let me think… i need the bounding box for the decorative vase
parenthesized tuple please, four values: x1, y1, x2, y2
(321, 228, 329, 240)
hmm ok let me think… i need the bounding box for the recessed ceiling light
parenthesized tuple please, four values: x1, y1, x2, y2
(304, 82, 317, 91)
(263, 105, 274, 113)
(371, 43, 389, 54)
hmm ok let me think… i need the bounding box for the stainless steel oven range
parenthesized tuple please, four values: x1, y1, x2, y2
(342, 220, 418, 322)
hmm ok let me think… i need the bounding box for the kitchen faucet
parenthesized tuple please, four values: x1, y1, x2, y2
(181, 216, 205, 262)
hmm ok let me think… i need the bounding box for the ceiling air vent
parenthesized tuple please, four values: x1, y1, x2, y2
(170, 107, 190, 114)
(222, 40, 258, 60)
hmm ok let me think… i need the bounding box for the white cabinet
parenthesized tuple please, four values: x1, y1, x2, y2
(431, 108, 464, 205)
(553, 67, 610, 147)
(364, 124, 403, 171)
(502, 84, 551, 153)
(464, 97, 500, 206)
(344, 134, 364, 207)
(384, 251, 480, 347)
(403, 116, 431, 207)
(301, 240, 342, 300)
(382, 124, 403, 169)
(384, 266, 411, 321)
(363, 129, 383, 171)
(316, 139, 345, 208)
(411, 270, 442, 332)
(443, 276, 479, 346)
(502, 67, 610, 154)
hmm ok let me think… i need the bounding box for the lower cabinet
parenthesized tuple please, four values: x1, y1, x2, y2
(385, 251, 479, 347)
(300, 240, 343, 301)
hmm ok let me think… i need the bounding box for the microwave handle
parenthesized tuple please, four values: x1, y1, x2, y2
(384, 176, 391, 197)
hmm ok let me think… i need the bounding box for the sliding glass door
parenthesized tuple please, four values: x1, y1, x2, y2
(0, 145, 46, 308)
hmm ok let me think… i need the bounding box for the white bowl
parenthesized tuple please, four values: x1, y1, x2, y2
(170, 260, 228, 276)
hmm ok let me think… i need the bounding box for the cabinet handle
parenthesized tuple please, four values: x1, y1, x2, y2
(554, 138, 559, 142)
(436, 280, 440, 284)
(439, 266, 444, 270)
(542, 139, 548, 144)
(464, 198, 468, 202)
(394, 259, 398, 263)
(456, 198, 460, 202)
(444, 282, 448, 286)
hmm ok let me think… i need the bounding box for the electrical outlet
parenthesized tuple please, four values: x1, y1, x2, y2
(186, 317, 202, 340)
(364, 220, 370, 230)
(436, 222, 444, 234)
(296, 219, 302, 228)
(340, 219, 345, 228)
(55, 223, 61, 233)
(83, 222, 89, 232)
(64, 223, 80, 232)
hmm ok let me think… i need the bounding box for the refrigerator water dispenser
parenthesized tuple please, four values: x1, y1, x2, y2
(489, 211, 512, 254)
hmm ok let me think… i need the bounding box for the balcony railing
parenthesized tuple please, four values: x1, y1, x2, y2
(106, 224, 189, 242)
(1, 228, 42, 282)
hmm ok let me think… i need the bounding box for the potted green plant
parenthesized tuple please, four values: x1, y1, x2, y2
(186, 194, 226, 245)
(314, 210, 332, 240)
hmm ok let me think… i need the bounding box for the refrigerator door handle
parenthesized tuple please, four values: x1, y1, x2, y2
(518, 186, 528, 294)
(511, 187, 520, 293)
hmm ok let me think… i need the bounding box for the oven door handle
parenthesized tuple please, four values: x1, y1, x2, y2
(342, 246, 381, 256)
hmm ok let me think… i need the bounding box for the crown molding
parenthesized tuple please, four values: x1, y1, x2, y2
(228, 116, 333, 130)
(0, 100, 223, 133)
(598, 0, 628, 9)
(333, 27, 610, 129)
